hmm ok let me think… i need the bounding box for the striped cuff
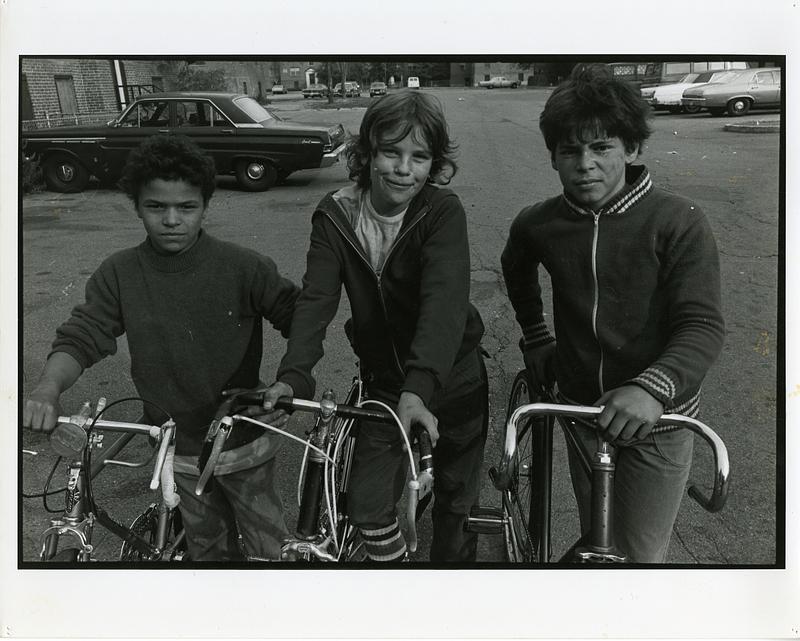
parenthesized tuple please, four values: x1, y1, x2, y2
(360, 519, 407, 562)
(628, 366, 677, 404)
(522, 320, 555, 350)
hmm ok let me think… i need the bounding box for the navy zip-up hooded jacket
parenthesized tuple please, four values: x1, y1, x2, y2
(277, 183, 484, 405)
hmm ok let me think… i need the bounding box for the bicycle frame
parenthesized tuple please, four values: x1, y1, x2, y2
(195, 376, 434, 562)
(37, 401, 180, 562)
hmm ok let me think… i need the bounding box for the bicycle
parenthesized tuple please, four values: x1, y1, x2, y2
(467, 369, 730, 563)
(195, 374, 434, 562)
(24, 397, 186, 563)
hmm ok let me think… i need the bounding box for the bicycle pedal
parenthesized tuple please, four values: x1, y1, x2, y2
(464, 506, 505, 534)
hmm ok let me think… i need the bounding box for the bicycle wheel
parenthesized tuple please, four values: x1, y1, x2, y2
(44, 547, 80, 562)
(119, 503, 186, 561)
(502, 369, 553, 563)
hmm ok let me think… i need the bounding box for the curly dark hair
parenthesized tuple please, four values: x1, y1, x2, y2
(345, 90, 458, 189)
(120, 134, 216, 207)
(539, 63, 653, 157)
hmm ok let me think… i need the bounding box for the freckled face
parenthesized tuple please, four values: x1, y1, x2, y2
(552, 134, 639, 211)
(136, 179, 207, 255)
(369, 127, 433, 217)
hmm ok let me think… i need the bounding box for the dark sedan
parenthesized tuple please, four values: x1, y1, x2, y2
(21, 92, 347, 193)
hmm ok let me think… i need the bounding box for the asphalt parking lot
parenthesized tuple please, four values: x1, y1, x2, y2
(19, 87, 780, 567)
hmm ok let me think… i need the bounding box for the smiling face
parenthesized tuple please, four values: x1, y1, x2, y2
(368, 126, 433, 217)
(552, 134, 639, 211)
(136, 178, 207, 254)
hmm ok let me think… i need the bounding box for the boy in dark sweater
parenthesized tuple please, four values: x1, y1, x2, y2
(23, 135, 300, 561)
(501, 64, 725, 562)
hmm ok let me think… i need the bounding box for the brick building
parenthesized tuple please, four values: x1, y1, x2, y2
(20, 58, 316, 130)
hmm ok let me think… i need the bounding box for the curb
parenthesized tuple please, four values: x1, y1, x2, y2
(723, 120, 780, 133)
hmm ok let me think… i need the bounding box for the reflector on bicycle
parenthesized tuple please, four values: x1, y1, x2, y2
(50, 421, 88, 459)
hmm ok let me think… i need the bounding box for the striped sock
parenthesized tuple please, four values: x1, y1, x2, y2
(360, 519, 407, 562)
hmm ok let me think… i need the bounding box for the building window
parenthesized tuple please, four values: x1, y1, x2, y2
(54, 75, 79, 115)
(290, 67, 300, 76)
(243, 80, 248, 94)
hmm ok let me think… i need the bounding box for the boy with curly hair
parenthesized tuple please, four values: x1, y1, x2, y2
(24, 134, 299, 561)
(501, 64, 725, 562)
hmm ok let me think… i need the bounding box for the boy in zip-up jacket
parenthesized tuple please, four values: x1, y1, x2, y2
(263, 91, 488, 562)
(501, 64, 725, 562)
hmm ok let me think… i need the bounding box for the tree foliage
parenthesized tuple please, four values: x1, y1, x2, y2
(173, 64, 228, 92)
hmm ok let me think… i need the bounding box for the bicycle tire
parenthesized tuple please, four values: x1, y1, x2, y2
(44, 547, 81, 562)
(502, 369, 538, 563)
(119, 503, 186, 561)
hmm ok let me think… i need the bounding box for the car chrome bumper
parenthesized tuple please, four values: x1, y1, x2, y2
(320, 142, 346, 167)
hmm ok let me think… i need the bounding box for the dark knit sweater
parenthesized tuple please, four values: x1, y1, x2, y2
(51, 231, 299, 457)
(501, 165, 725, 415)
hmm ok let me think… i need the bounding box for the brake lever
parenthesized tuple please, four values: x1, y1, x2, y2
(406, 425, 434, 553)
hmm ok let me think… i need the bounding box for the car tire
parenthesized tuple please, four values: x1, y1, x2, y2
(511, 83, 518, 89)
(235, 160, 278, 192)
(683, 105, 701, 114)
(726, 97, 751, 117)
(43, 154, 90, 193)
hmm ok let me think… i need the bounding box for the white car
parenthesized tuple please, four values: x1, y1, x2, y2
(641, 71, 734, 114)
(407, 76, 420, 89)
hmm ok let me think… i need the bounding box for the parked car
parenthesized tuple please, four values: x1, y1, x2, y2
(478, 76, 519, 89)
(369, 81, 387, 97)
(20, 92, 347, 193)
(640, 71, 733, 114)
(682, 68, 781, 116)
(407, 76, 420, 89)
(302, 83, 329, 99)
(333, 82, 361, 97)
(271, 84, 287, 95)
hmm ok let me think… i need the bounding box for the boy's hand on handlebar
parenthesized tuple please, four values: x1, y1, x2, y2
(23, 383, 61, 433)
(595, 385, 664, 443)
(523, 342, 557, 391)
(259, 381, 295, 429)
(398, 391, 439, 447)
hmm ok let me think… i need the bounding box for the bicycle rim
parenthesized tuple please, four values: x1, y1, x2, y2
(118, 503, 186, 562)
(503, 371, 536, 563)
(119, 504, 159, 561)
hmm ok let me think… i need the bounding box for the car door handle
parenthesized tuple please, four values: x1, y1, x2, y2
(221, 129, 234, 135)
(158, 129, 170, 133)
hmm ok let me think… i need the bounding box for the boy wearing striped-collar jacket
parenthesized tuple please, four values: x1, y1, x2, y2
(501, 64, 725, 562)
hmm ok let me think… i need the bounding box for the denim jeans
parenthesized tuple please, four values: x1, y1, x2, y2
(173, 457, 289, 561)
(563, 419, 694, 563)
(348, 348, 489, 562)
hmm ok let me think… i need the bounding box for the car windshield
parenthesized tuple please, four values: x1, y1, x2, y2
(679, 73, 700, 83)
(233, 96, 277, 123)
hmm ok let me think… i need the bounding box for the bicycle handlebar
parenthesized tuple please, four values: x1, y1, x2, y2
(500, 402, 730, 513)
(273, 395, 397, 424)
(52, 411, 176, 493)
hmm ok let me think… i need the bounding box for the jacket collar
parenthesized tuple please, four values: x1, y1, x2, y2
(562, 164, 653, 217)
(318, 182, 436, 234)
